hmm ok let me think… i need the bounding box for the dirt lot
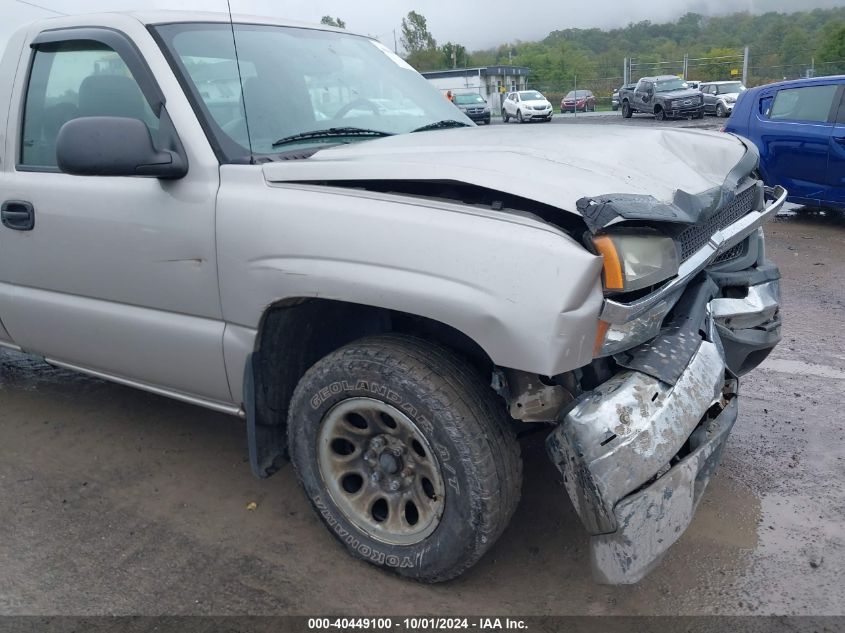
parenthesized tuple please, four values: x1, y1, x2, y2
(1, 116, 843, 617)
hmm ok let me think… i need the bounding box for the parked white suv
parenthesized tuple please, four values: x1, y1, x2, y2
(502, 90, 553, 123)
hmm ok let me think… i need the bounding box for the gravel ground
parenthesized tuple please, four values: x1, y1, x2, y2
(0, 116, 843, 617)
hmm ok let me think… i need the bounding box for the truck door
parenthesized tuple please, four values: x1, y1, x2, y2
(0, 26, 233, 407)
(754, 82, 840, 206)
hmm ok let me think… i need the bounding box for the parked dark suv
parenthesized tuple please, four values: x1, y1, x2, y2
(452, 93, 491, 124)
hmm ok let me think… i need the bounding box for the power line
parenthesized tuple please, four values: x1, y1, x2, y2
(14, 0, 66, 15)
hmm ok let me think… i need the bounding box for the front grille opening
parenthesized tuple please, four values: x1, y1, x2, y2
(713, 240, 747, 264)
(676, 186, 757, 262)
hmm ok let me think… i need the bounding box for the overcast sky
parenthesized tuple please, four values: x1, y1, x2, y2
(2, 0, 842, 52)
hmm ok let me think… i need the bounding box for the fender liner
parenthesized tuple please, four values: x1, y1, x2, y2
(244, 352, 287, 479)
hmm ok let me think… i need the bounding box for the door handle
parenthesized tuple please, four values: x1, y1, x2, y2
(1, 200, 35, 231)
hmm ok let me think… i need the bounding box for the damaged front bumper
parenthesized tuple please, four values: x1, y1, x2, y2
(546, 270, 781, 584)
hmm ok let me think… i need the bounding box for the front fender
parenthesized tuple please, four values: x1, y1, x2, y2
(217, 166, 604, 378)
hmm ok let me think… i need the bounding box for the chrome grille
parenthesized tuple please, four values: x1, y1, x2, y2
(677, 186, 756, 262)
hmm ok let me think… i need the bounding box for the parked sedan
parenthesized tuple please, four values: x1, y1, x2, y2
(701, 81, 746, 117)
(502, 90, 553, 122)
(452, 93, 491, 124)
(725, 76, 845, 208)
(561, 90, 596, 113)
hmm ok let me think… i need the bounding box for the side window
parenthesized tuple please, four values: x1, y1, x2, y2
(759, 95, 773, 117)
(769, 85, 838, 123)
(20, 41, 158, 168)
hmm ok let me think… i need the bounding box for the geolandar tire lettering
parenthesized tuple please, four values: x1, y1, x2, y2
(287, 334, 522, 582)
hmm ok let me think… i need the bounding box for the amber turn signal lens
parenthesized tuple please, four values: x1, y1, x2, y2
(592, 235, 624, 291)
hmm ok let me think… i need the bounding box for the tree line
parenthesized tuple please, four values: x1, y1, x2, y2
(396, 7, 845, 90)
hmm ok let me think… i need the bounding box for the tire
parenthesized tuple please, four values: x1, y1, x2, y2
(502, 110, 509, 123)
(622, 101, 632, 118)
(716, 103, 726, 118)
(517, 110, 524, 123)
(655, 107, 665, 121)
(287, 334, 522, 583)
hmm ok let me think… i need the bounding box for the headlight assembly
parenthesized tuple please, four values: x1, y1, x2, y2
(592, 231, 680, 294)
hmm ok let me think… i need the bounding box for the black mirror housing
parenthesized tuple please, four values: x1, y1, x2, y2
(56, 116, 187, 179)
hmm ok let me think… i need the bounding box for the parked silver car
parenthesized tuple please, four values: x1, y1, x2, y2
(701, 80, 747, 117)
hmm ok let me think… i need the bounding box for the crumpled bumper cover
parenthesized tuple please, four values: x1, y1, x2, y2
(546, 270, 780, 584)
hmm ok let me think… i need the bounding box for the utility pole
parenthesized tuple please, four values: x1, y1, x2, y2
(683, 53, 688, 80)
(742, 45, 749, 86)
(623, 57, 629, 86)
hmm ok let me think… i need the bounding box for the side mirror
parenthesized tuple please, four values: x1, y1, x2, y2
(57, 116, 187, 179)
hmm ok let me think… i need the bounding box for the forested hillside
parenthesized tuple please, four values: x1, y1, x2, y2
(407, 8, 845, 95)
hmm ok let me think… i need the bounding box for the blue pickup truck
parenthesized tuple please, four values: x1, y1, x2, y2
(725, 75, 845, 209)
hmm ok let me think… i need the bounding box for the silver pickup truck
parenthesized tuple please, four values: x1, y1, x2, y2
(0, 11, 785, 585)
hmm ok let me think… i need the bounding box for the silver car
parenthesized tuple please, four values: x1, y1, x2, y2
(701, 80, 747, 117)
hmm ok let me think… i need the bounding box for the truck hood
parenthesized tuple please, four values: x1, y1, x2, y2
(262, 124, 751, 222)
(660, 89, 703, 100)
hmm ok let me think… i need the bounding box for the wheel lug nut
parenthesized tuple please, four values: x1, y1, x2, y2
(371, 471, 383, 483)
(371, 437, 385, 449)
(388, 479, 401, 491)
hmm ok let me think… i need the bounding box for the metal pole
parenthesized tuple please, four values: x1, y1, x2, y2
(393, 29, 398, 54)
(683, 53, 688, 80)
(623, 57, 628, 86)
(742, 46, 749, 86)
(573, 74, 577, 119)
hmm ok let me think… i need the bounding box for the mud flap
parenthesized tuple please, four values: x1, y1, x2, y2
(244, 352, 286, 479)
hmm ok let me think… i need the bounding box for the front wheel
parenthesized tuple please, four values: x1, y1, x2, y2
(288, 334, 522, 583)
(502, 110, 510, 123)
(716, 103, 726, 118)
(517, 110, 524, 123)
(622, 101, 632, 118)
(655, 107, 666, 121)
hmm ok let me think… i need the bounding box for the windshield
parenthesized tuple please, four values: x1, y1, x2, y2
(453, 94, 487, 105)
(518, 91, 545, 101)
(565, 91, 590, 99)
(654, 78, 688, 92)
(717, 82, 746, 94)
(154, 22, 471, 161)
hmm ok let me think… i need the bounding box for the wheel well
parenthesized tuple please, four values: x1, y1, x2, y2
(654, 104, 663, 112)
(252, 298, 494, 435)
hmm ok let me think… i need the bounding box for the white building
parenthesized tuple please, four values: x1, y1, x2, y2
(420, 66, 530, 115)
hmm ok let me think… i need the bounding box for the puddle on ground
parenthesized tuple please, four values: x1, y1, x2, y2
(775, 205, 845, 227)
